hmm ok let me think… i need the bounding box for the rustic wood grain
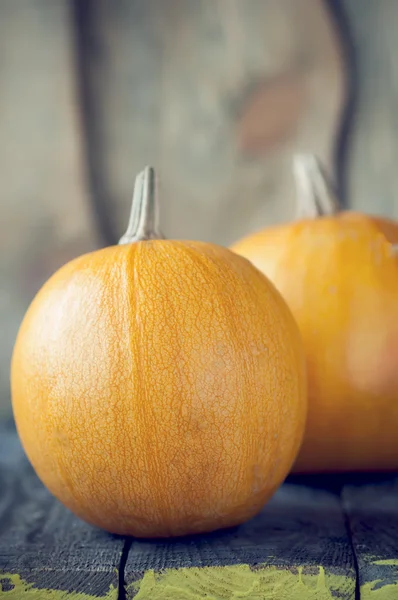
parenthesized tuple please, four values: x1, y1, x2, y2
(0, 428, 125, 599)
(0, 427, 358, 599)
(342, 475, 398, 599)
(78, 0, 347, 248)
(0, 0, 100, 417)
(124, 480, 356, 599)
(342, 0, 398, 219)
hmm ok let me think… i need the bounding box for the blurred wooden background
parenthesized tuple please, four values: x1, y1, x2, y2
(0, 0, 396, 415)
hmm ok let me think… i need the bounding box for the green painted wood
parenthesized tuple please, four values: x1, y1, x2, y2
(0, 426, 358, 599)
(124, 479, 357, 599)
(0, 427, 125, 599)
(342, 475, 398, 599)
(5, 429, 398, 600)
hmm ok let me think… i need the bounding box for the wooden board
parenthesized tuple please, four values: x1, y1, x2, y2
(0, 0, 101, 418)
(0, 427, 125, 599)
(124, 480, 356, 599)
(343, 475, 398, 600)
(0, 427, 356, 599)
(3, 424, 398, 599)
(342, 0, 398, 219)
(79, 0, 347, 247)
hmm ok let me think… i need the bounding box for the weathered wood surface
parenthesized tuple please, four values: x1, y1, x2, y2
(0, 429, 357, 599)
(342, 0, 398, 219)
(0, 426, 125, 598)
(343, 475, 398, 599)
(0, 0, 100, 418)
(2, 427, 398, 598)
(0, 0, 351, 419)
(124, 480, 356, 599)
(79, 0, 346, 247)
(2, 0, 398, 422)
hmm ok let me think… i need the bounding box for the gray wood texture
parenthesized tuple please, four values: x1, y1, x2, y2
(343, 475, 398, 599)
(0, 0, 100, 418)
(0, 426, 125, 598)
(0, 0, 348, 418)
(124, 480, 356, 599)
(0, 1, 397, 418)
(0, 427, 358, 599)
(343, 0, 398, 219)
(0, 0, 350, 418)
(2, 427, 398, 598)
(79, 0, 346, 248)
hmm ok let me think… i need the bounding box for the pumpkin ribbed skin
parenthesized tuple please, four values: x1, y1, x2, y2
(232, 211, 398, 473)
(11, 240, 306, 537)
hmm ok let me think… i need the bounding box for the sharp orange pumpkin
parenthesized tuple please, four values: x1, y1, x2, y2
(232, 154, 398, 473)
(11, 167, 306, 537)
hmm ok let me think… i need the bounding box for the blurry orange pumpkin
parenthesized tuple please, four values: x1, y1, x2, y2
(232, 154, 398, 473)
(11, 167, 306, 537)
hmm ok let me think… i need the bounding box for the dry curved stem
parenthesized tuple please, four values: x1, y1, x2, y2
(119, 166, 165, 244)
(293, 153, 340, 219)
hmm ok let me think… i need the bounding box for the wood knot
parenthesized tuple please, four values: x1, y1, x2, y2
(236, 72, 305, 157)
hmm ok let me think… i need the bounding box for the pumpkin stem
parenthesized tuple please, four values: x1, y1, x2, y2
(293, 154, 339, 219)
(119, 166, 165, 244)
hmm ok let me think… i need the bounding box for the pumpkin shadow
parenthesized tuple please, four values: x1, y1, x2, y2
(109, 522, 240, 545)
(286, 471, 398, 492)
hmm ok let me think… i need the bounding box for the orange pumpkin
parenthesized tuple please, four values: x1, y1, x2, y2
(232, 154, 398, 473)
(11, 167, 306, 537)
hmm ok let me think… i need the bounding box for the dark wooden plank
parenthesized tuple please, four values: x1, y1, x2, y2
(342, 475, 398, 599)
(0, 428, 360, 598)
(0, 429, 125, 598)
(0, 0, 101, 419)
(124, 480, 356, 599)
(79, 0, 347, 248)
